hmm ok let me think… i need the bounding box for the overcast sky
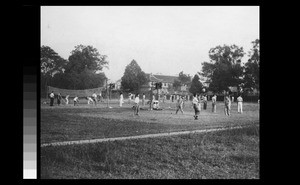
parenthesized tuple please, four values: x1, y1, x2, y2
(41, 6, 259, 82)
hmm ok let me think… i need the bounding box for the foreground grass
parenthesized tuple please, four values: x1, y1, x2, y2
(41, 125, 259, 179)
(41, 102, 259, 144)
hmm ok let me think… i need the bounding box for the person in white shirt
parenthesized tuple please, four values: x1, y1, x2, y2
(74, 96, 79, 106)
(99, 92, 103, 102)
(142, 93, 146, 106)
(87, 96, 94, 104)
(49, 91, 55, 106)
(192, 94, 200, 120)
(211, 94, 217, 113)
(120, 92, 124, 107)
(237, 95, 243, 114)
(65, 95, 69, 105)
(133, 93, 140, 116)
(92, 92, 97, 105)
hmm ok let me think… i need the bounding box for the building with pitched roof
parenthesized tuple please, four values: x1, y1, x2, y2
(140, 73, 190, 95)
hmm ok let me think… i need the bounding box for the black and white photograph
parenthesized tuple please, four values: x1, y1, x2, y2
(40, 6, 260, 179)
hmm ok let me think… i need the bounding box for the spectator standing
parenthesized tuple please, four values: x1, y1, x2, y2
(224, 95, 231, 116)
(134, 93, 140, 116)
(212, 94, 217, 113)
(237, 95, 243, 114)
(120, 92, 124, 107)
(57, 93, 62, 106)
(142, 93, 146, 106)
(49, 91, 54, 106)
(203, 95, 207, 110)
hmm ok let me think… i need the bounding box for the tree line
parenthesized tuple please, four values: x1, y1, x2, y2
(40, 45, 109, 97)
(41, 39, 259, 97)
(120, 39, 259, 95)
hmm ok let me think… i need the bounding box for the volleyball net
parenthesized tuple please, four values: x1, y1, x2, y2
(47, 86, 105, 98)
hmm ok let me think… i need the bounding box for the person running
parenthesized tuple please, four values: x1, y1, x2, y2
(92, 92, 97, 105)
(133, 93, 140, 116)
(211, 94, 217, 113)
(65, 95, 69, 105)
(175, 96, 184, 114)
(224, 95, 231, 116)
(142, 93, 146, 106)
(57, 93, 62, 106)
(74, 96, 79, 106)
(49, 91, 55, 106)
(119, 92, 124, 107)
(237, 95, 243, 114)
(192, 94, 200, 120)
(87, 96, 94, 104)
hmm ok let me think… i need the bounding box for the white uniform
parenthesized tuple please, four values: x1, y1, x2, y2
(65, 95, 69, 104)
(87, 97, 94, 104)
(120, 94, 124, 107)
(237, 96, 243, 113)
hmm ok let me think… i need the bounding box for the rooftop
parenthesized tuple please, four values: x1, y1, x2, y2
(146, 73, 178, 83)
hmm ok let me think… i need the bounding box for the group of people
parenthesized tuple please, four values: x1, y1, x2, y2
(48, 91, 104, 106)
(49, 90, 244, 120)
(191, 93, 243, 120)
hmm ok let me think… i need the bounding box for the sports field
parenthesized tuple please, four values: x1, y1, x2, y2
(41, 99, 260, 179)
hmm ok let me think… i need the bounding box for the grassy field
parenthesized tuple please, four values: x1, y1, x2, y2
(40, 99, 259, 179)
(41, 125, 259, 179)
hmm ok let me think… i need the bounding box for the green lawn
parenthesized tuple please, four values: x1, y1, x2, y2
(41, 100, 259, 144)
(41, 124, 259, 179)
(40, 100, 259, 179)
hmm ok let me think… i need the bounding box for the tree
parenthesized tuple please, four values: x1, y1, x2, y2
(63, 45, 108, 89)
(121, 59, 148, 93)
(200, 44, 245, 93)
(172, 79, 182, 91)
(173, 71, 191, 91)
(178, 71, 191, 85)
(40, 45, 67, 97)
(244, 39, 259, 91)
(65, 45, 108, 74)
(189, 74, 203, 95)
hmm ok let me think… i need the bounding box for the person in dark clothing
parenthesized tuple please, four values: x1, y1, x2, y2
(57, 93, 62, 106)
(49, 91, 54, 106)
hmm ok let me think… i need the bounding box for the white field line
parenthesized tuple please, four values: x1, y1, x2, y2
(41, 125, 253, 147)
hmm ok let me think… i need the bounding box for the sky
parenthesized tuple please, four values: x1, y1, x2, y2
(41, 6, 259, 82)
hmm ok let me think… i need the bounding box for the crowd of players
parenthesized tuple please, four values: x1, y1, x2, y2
(47, 91, 247, 120)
